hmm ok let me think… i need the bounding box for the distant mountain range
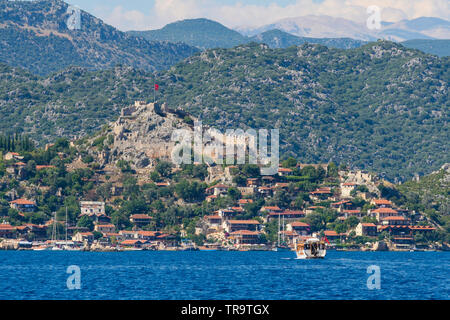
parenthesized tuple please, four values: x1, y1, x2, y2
(129, 18, 366, 50)
(130, 18, 450, 57)
(0, 0, 199, 76)
(238, 15, 450, 42)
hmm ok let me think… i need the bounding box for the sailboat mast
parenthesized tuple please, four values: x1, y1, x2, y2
(65, 207, 68, 243)
(277, 213, 280, 247)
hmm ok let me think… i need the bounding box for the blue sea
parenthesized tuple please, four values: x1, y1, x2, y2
(0, 251, 448, 300)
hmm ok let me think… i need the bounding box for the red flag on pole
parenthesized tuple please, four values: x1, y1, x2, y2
(323, 236, 330, 245)
(154, 84, 159, 91)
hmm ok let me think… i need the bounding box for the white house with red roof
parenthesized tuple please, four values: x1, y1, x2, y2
(355, 223, 377, 236)
(371, 207, 399, 221)
(371, 199, 393, 208)
(130, 214, 152, 227)
(9, 199, 36, 212)
(287, 222, 311, 236)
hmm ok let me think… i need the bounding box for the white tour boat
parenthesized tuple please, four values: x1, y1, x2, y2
(294, 237, 327, 259)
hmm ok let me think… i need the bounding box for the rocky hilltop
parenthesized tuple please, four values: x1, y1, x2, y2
(87, 101, 196, 171)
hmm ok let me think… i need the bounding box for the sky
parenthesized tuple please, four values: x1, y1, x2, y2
(65, 0, 450, 31)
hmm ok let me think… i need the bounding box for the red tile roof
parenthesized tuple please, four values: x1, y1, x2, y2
(290, 222, 310, 227)
(310, 189, 332, 194)
(278, 168, 293, 172)
(342, 210, 361, 214)
(410, 226, 436, 230)
(332, 200, 351, 206)
(130, 214, 152, 220)
(372, 207, 398, 214)
(230, 230, 260, 236)
(261, 206, 282, 211)
(96, 223, 115, 228)
(361, 223, 377, 227)
(372, 199, 392, 206)
(121, 240, 144, 245)
(382, 216, 406, 221)
(227, 220, 260, 225)
(137, 231, 158, 237)
(10, 199, 36, 205)
(36, 165, 56, 170)
(324, 230, 339, 236)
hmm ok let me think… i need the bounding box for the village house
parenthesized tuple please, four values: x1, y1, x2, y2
(287, 222, 311, 236)
(331, 200, 353, 212)
(206, 195, 217, 202)
(323, 230, 342, 243)
(229, 230, 261, 245)
(257, 186, 273, 196)
(24, 224, 47, 240)
(237, 187, 255, 196)
(341, 209, 362, 218)
(378, 217, 411, 236)
(277, 168, 293, 177)
(305, 206, 325, 215)
(94, 223, 116, 234)
(9, 199, 36, 212)
(156, 233, 177, 247)
(0, 223, 15, 238)
(120, 239, 146, 248)
(309, 187, 333, 201)
(72, 232, 94, 243)
(381, 216, 410, 226)
(4, 152, 23, 161)
(261, 176, 275, 185)
(391, 237, 414, 250)
(355, 223, 377, 237)
(130, 214, 152, 228)
(136, 231, 160, 241)
(80, 201, 105, 216)
(260, 206, 283, 215)
(79, 201, 111, 223)
(102, 232, 122, 243)
(218, 208, 236, 221)
(246, 178, 259, 187)
(371, 199, 393, 208)
(223, 220, 261, 233)
(204, 215, 222, 231)
(238, 199, 254, 207)
(119, 230, 138, 240)
(340, 182, 357, 198)
(371, 207, 399, 221)
(205, 184, 229, 197)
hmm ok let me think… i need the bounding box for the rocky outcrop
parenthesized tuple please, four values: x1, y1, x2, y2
(106, 101, 195, 169)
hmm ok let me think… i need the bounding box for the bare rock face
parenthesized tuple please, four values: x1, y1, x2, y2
(108, 101, 195, 169)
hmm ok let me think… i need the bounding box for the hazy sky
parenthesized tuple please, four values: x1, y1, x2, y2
(65, 0, 450, 31)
